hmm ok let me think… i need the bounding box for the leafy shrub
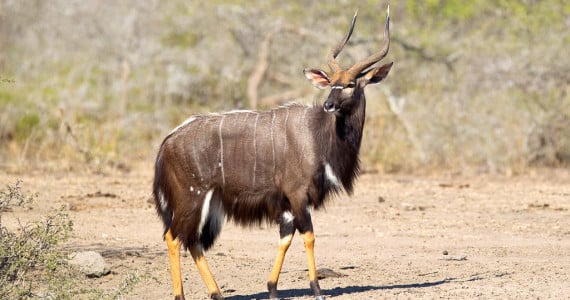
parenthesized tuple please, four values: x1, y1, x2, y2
(0, 180, 75, 299)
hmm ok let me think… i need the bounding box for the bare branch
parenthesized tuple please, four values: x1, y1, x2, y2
(391, 36, 459, 71)
(247, 29, 279, 109)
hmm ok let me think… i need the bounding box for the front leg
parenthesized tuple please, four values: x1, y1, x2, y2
(267, 211, 296, 300)
(301, 231, 324, 299)
(296, 208, 325, 300)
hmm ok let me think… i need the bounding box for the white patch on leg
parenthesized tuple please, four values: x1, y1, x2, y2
(158, 190, 167, 213)
(324, 163, 341, 187)
(282, 211, 294, 223)
(197, 189, 214, 236)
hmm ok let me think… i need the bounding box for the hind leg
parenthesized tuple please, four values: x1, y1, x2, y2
(165, 229, 185, 300)
(190, 244, 223, 300)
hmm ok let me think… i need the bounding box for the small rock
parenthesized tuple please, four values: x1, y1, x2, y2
(69, 251, 111, 277)
(317, 268, 345, 279)
(440, 254, 467, 261)
(442, 250, 448, 255)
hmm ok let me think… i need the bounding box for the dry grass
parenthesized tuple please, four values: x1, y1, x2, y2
(1, 0, 569, 173)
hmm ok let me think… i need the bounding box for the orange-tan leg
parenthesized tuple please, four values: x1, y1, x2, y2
(165, 229, 185, 300)
(189, 245, 223, 300)
(302, 231, 325, 299)
(267, 233, 294, 299)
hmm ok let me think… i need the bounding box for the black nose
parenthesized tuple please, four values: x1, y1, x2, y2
(324, 101, 334, 111)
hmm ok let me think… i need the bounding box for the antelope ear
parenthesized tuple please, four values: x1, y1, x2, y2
(362, 62, 393, 85)
(303, 69, 331, 89)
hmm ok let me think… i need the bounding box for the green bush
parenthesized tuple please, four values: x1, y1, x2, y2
(0, 180, 75, 299)
(0, 181, 149, 299)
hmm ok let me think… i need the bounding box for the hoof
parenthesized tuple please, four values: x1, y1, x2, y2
(315, 296, 326, 300)
(210, 293, 223, 300)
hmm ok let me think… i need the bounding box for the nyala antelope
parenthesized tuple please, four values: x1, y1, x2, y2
(153, 6, 392, 300)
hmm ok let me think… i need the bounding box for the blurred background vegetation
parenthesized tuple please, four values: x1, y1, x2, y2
(1, 0, 569, 174)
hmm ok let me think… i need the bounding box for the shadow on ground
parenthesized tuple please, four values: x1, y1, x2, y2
(225, 278, 457, 300)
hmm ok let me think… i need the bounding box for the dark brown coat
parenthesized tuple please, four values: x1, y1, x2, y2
(153, 100, 364, 250)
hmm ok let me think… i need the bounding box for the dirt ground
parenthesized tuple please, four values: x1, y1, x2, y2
(2, 166, 569, 299)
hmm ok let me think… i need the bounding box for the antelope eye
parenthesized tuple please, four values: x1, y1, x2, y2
(345, 82, 355, 89)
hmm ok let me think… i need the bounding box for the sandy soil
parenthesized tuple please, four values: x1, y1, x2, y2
(2, 167, 569, 299)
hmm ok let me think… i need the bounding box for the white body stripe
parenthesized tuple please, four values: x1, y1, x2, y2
(283, 107, 289, 155)
(270, 110, 276, 172)
(298, 107, 310, 157)
(219, 115, 226, 185)
(197, 189, 214, 237)
(324, 163, 341, 187)
(253, 113, 259, 185)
